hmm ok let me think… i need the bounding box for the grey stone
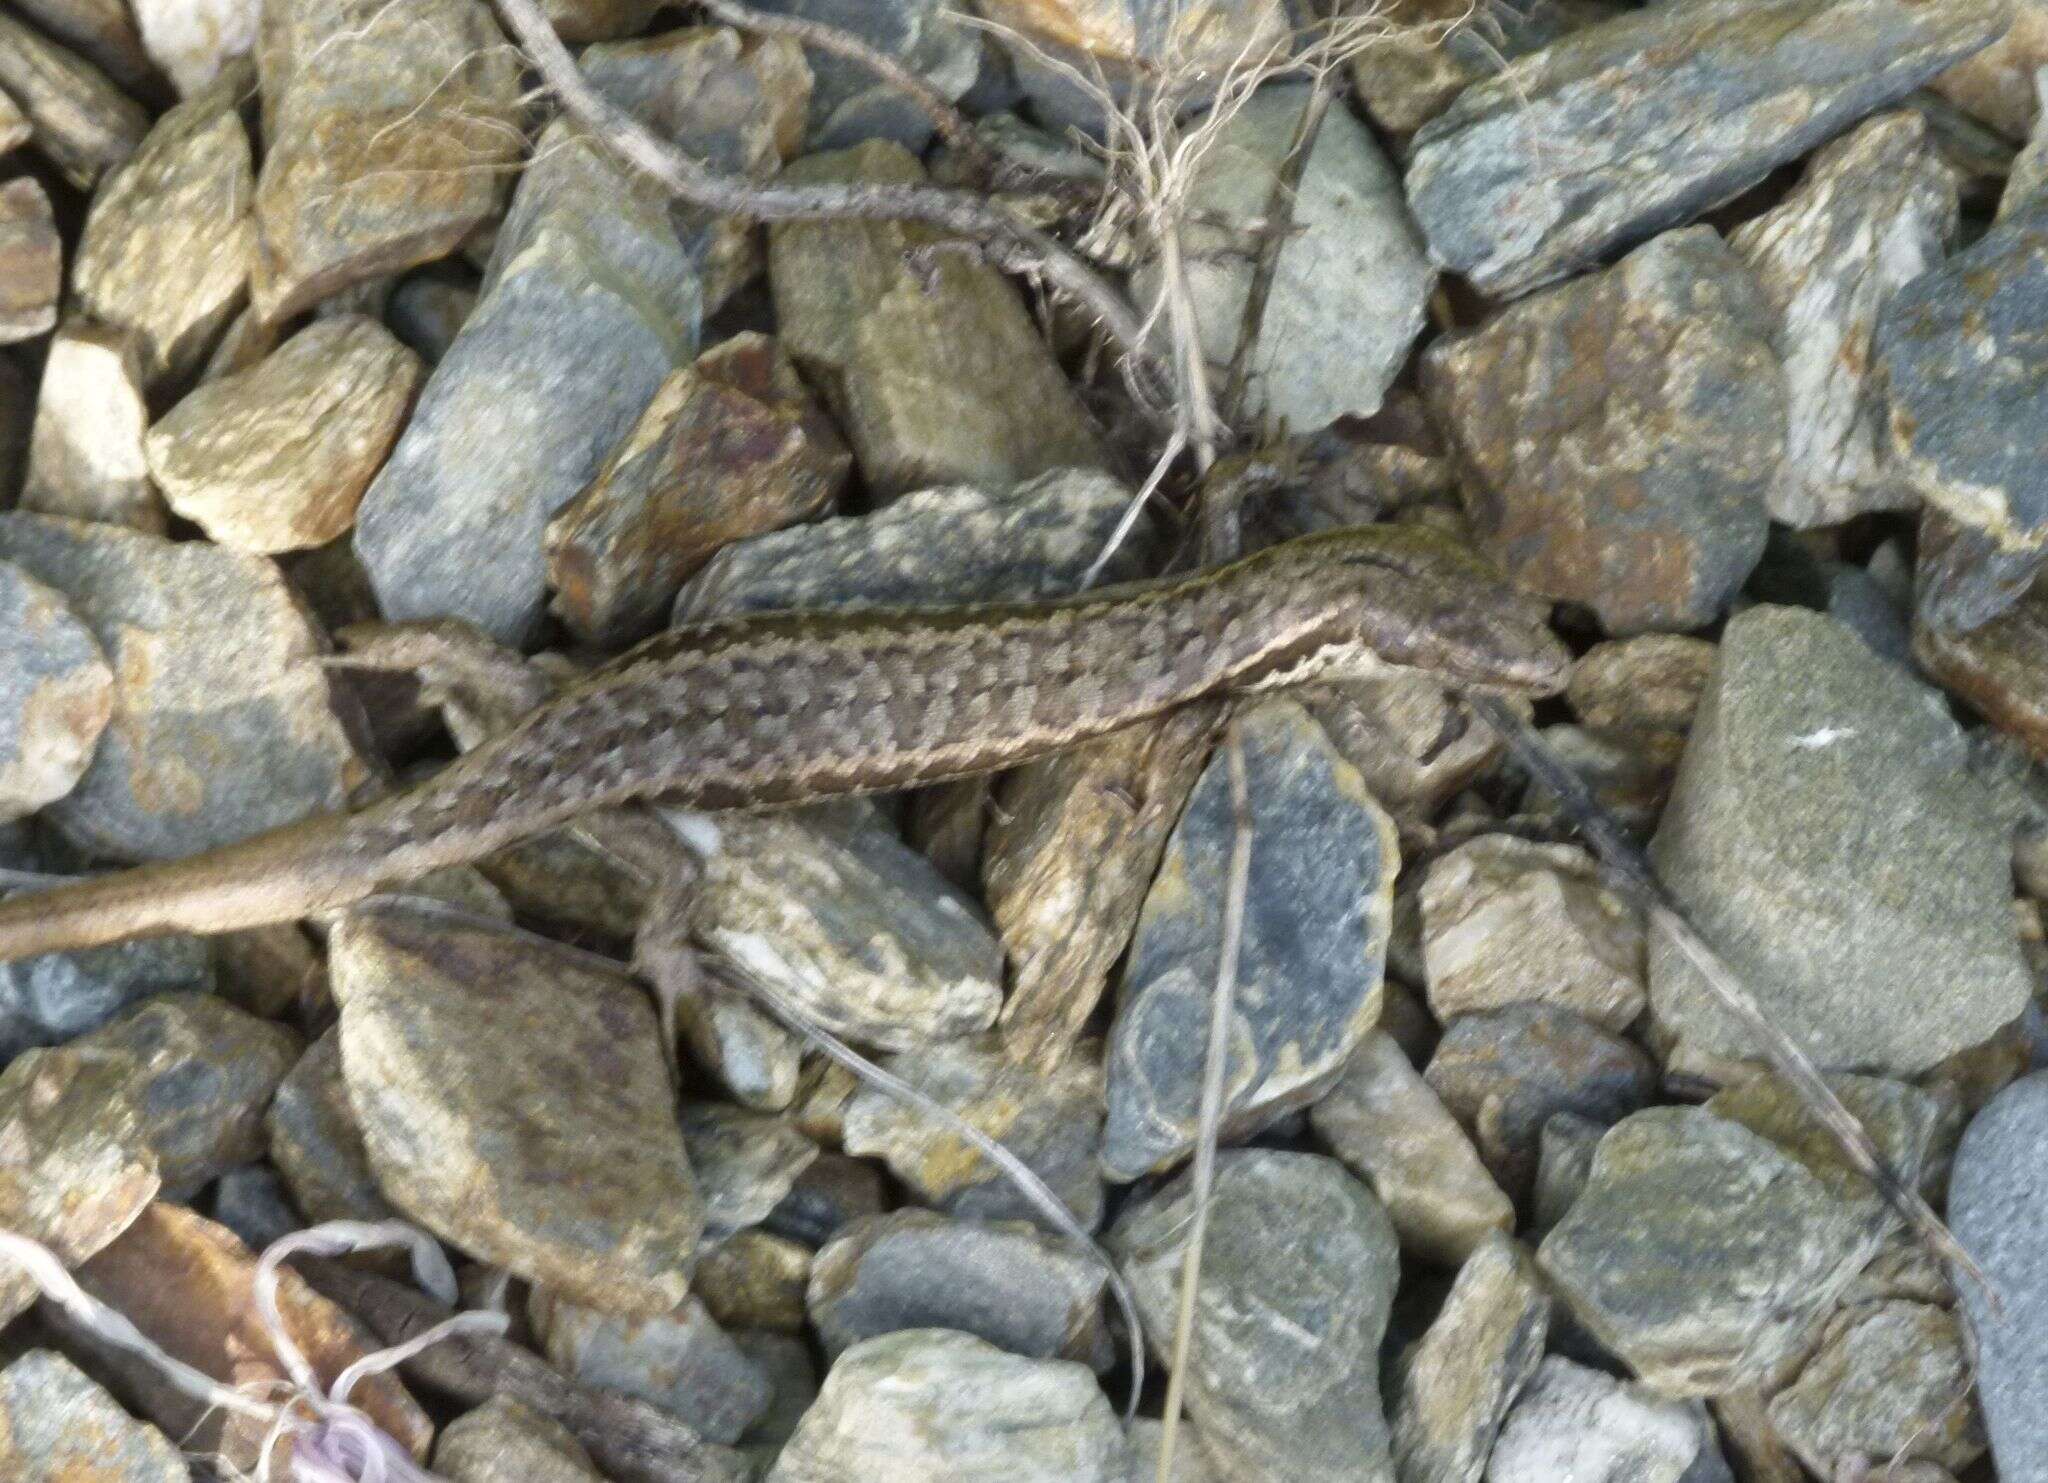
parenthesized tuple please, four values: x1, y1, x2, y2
(0, 1349, 187, 1481)
(763, 1152, 887, 1247)
(434, 1395, 604, 1483)
(1406, 0, 2006, 297)
(1484, 1357, 1726, 1483)
(733, 1331, 816, 1475)
(387, 269, 477, 364)
(1122, 1419, 1218, 1483)
(747, 0, 979, 151)
(1108, 1150, 1399, 1482)
(1303, 678, 1519, 843)
(1104, 698, 1396, 1180)
(768, 1329, 1125, 1483)
(1424, 1005, 1655, 1202)
(264, 1029, 395, 1226)
(1949, 1070, 2048, 1482)
(1391, 1232, 1550, 1483)
(1766, 1300, 1984, 1475)
(1134, 80, 1432, 432)
(1530, 1112, 1605, 1235)
(1728, 112, 1955, 527)
(0, 10, 147, 189)
(0, 513, 370, 861)
(9, 0, 155, 94)
(809, 1209, 1111, 1368)
(0, 906, 212, 1067)
(1424, 227, 1779, 635)
(529, 1289, 772, 1446)
(208, 1163, 301, 1252)
(330, 903, 701, 1316)
(680, 1102, 818, 1243)
(1648, 607, 2031, 1078)
(0, 560, 110, 823)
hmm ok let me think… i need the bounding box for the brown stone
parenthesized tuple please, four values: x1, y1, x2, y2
(0, 179, 58, 344)
(1566, 633, 1714, 762)
(0, 10, 148, 188)
(21, 321, 159, 532)
(436, 1395, 605, 1482)
(1932, 1, 2048, 138)
(1916, 573, 2048, 759)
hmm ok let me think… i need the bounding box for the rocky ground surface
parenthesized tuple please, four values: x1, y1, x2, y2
(4, 0, 2048, 1480)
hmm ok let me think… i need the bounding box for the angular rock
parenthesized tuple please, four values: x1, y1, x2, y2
(671, 969, 806, 1112)
(0, 561, 111, 823)
(1704, 1072, 1952, 1221)
(1485, 1357, 1728, 1483)
(0, 10, 147, 189)
(0, 513, 370, 859)
(546, 332, 851, 648)
(1649, 607, 2031, 1078)
(0, 179, 57, 345)
(735, 1331, 817, 1476)
(695, 1229, 812, 1334)
(763, 1151, 887, 1247)
(1766, 1301, 1984, 1474)
(264, 1029, 396, 1226)
(1105, 698, 1396, 1180)
(146, 315, 423, 552)
(1309, 1032, 1515, 1267)
(208, 1163, 301, 1252)
(72, 68, 253, 388)
(132, 0, 257, 94)
(1136, 80, 1432, 431)
(1530, 1112, 1605, 1235)
(842, 1040, 1104, 1229)
(1406, 0, 2005, 297)
(1727, 112, 1955, 527)
(681, 1102, 819, 1243)
(768, 140, 1107, 499)
(1391, 1232, 1550, 1483)
(1123, 1419, 1219, 1483)
(435, 1395, 605, 1483)
(0, 914, 212, 1067)
(1424, 1004, 1654, 1202)
(1566, 634, 1713, 765)
(749, 0, 979, 151)
(21, 322, 159, 533)
(0, 1350, 187, 1481)
(1424, 227, 1780, 634)
(809, 1210, 1110, 1367)
(1348, 0, 1596, 135)
(529, 1289, 772, 1446)
(1110, 1151, 1399, 1482)
(330, 903, 701, 1315)
(1919, 574, 2048, 761)
(251, 0, 521, 320)
(9, 0, 156, 95)
(1421, 836, 1645, 1031)
(769, 1329, 1125, 1483)
(1302, 678, 1519, 844)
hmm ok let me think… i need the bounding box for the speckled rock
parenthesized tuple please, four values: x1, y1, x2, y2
(21, 321, 159, 532)
(0, 11, 147, 189)
(1648, 607, 2031, 1079)
(1104, 699, 1396, 1181)
(1424, 228, 1779, 634)
(264, 1030, 394, 1227)
(696, 1229, 812, 1334)
(681, 1102, 819, 1242)
(0, 513, 370, 860)
(768, 140, 1107, 500)
(0, 561, 110, 822)
(1111, 1151, 1398, 1481)
(1565, 634, 1713, 767)
(330, 903, 701, 1316)
(0, 179, 57, 345)
(748, 0, 979, 150)
(1348, 0, 1598, 135)
(1309, 1032, 1515, 1267)
(1727, 112, 1955, 527)
(72, 68, 253, 389)
(1767, 1301, 1983, 1474)
(529, 1289, 772, 1446)
(0, 908, 213, 1067)
(1484, 1357, 1729, 1483)
(1135, 80, 1433, 431)
(435, 1396, 605, 1483)
(769, 1329, 1125, 1483)
(1303, 678, 1521, 845)
(1405, 0, 2006, 297)
(0, 1350, 187, 1481)
(1530, 1112, 1605, 1235)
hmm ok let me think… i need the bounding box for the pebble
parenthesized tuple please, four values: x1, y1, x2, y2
(0, 910, 213, 1065)
(10, 0, 156, 95)
(1765, 1300, 1984, 1475)
(1104, 698, 1396, 1180)
(1484, 1356, 1729, 1483)
(681, 1102, 820, 1242)
(1303, 678, 1520, 843)
(1565, 635, 1714, 765)
(763, 1151, 888, 1247)
(435, 1395, 605, 1483)
(1108, 1150, 1400, 1482)
(0, 1349, 187, 1482)
(21, 320, 159, 533)
(1424, 227, 1780, 634)
(1927, 579, 2048, 760)
(0, 10, 147, 189)
(207, 1162, 301, 1252)
(1348, 0, 1596, 134)
(130, 0, 257, 95)
(0, 178, 58, 345)
(1648, 607, 2031, 1079)
(264, 1028, 396, 1226)
(696, 1229, 813, 1334)
(386, 268, 478, 364)
(329, 903, 701, 1316)
(0, 559, 111, 823)
(529, 1288, 773, 1446)
(752, 0, 980, 151)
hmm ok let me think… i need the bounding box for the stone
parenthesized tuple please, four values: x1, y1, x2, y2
(0, 90, 23, 156)
(1766, 1301, 1984, 1474)
(145, 315, 423, 552)
(0, 11, 147, 189)
(768, 140, 1107, 500)
(265, 1029, 396, 1226)
(1536, 1106, 1901, 1395)
(1122, 1420, 1218, 1483)
(0, 915, 213, 1068)
(132, 0, 258, 94)
(251, 0, 522, 320)
(68, 992, 298, 1196)
(539, 0, 661, 43)
(0, 179, 58, 345)
(1424, 227, 1779, 634)
(1348, 0, 1596, 135)
(330, 903, 701, 1315)
(0, 514, 370, 860)
(0, 1350, 187, 1481)
(671, 970, 806, 1112)
(529, 1290, 772, 1446)
(1918, 572, 2048, 758)
(1727, 112, 1955, 528)
(1109, 1151, 1399, 1481)
(735, 1331, 817, 1475)
(1302, 679, 1520, 844)
(685, 799, 1004, 1051)
(208, 1163, 301, 1252)
(1704, 1072, 1952, 1221)
(808, 1210, 1111, 1367)
(21, 322, 160, 533)
(1391, 1232, 1550, 1483)
(1530, 1112, 1605, 1235)
(1134, 81, 1432, 432)
(1308, 1032, 1515, 1267)
(1932, 2, 2048, 138)
(546, 332, 851, 647)
(1421, 836, 1645, 1031)
(1406, 0, 2005, 297)
(1949, 1070, 2048, 1481)
(681, 1102, 819, 1242)
(9, 0, 155, 94)
(66, 1202, 429, 1475)
(0, 561, 111, 823)
(763, 1152, 887, 1246)
(770, 1329, 1124, 1483)
(1648, 607, 2031, 1078)
(1566, 635, 1713, 765)
(387, 269, 477, 363)
(748, 0, 979, 151)
(696, 1229, 812, 1334)
(1104, 698, 1396, 1181)
(1485, 1357, 1727, 1483)
(1424, 1004, 1654, 1202)
(435, 1395, 605, 1483)
(71, 67, 253, 389)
